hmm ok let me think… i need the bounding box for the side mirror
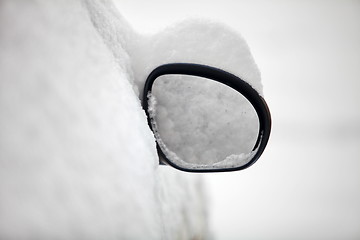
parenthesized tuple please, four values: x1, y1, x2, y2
(142, 63, 271, 172)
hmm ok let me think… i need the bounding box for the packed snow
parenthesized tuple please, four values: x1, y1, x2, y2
(0, 0, 261, 238)
(148, 75, 259, 169)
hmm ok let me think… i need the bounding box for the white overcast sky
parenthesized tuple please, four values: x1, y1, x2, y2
(117, 0, 360, 239)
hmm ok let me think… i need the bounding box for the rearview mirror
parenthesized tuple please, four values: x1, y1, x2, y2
(142, 63, 271, 172)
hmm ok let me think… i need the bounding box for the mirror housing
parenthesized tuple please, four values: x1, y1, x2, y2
(142, 63, 271, 173)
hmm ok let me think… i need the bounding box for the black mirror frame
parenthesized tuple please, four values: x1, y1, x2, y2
(142, 63, 271, 173)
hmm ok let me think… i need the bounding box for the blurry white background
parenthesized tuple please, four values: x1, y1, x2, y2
(118, 0, 360, 239)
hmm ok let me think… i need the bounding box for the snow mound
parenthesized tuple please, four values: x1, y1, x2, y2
(128, 18, 262, 98)
(0, 0, 261, 238)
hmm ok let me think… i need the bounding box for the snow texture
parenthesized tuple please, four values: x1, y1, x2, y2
(149, 75, 259, 169)
(0, 0, 260, 239)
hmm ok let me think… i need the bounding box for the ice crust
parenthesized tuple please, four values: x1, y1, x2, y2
(0, 0, 261, 238)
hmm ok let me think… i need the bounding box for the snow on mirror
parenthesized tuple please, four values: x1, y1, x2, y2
(150, 75, 259, 168)
(142, 64, 271, 173)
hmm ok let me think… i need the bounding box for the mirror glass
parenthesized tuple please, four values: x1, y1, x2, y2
(148, 74, 260, 170)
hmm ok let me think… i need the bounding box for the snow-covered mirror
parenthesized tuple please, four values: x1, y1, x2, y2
(143, 63, 271, 172)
